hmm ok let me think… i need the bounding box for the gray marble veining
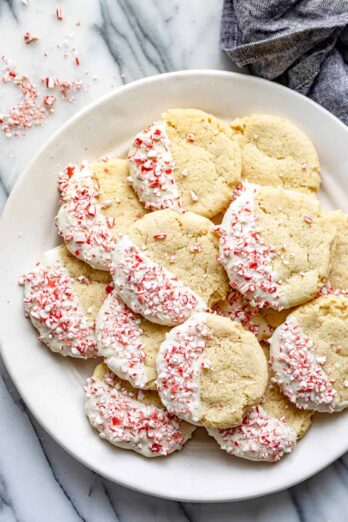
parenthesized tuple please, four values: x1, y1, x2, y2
(1, 1, 348, 521)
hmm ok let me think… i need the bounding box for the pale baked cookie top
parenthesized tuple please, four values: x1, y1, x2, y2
(20, 245, 111, 358)
(230, 114, 320, 193)
(57, 159, 146, 271)
(85, 363, 195, 457)
(214, 288, 290, 342)
(128, 108, 242, 218)
(271, 295, 348, 412)
(156, 312, 268, 429)
(96, 291, 168, 390)
(207, 344, 312, 462)
(219, 183, 336, 311)
(319, 210, 348, 296)
(111, 209, 229, 326)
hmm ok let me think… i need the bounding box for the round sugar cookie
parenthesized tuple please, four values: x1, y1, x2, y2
(319, 210, 348, 296)
(85, 363, 195, 457)
(270, 295, 348, 412)
(219, 183, 336, 311)
(57, 159, 147, 271)
(111, 209, 229, 326)
(127, 108, 242, 218)
(207, 344, 312, 462)
(20, 245, 111, 358)
(230, 114, 320, 192)
(214, 288, 290, 342)
(96, 291, 169, 390)
(156, 312, 268, 428)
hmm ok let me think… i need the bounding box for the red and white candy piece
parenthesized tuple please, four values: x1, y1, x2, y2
(84, 369, 195, 457)
(270, 316, 338, 412)
(96, 291, 150, 389)
(111, 235, 206, 326)
(19, 248, 98, 358)
(128, 121, 181, 212)
(57, 162, 115, 271)
(219, 182, 287, 310)
(156, 312, 213, 424)
(207, 405, 297, 463)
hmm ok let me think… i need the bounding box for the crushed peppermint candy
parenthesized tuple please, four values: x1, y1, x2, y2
(213, 288, 272, 341)
(207, 405, 297, 462)
(96, 292, 149, 389)
(57, 163, 116, 271)
(219, 183, 286, 310)
(127, 121, 181, 211)
(111, 236, 206, 326)
(317, 282, 348, 297)
(24, 32, 39, 44)
(20, 257, 98, 358)
(156, 313, 213, 424)
(85, 370, 194, 457)
(271, 316, 337, 411)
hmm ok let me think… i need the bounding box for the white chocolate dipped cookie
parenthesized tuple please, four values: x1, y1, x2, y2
(219, 183, 336, 311)
(214, 288, 290, 342)
(111, 209, 229, 326)
(57, 159, 147, 271)
(230, 113, 320, 192)
(85, 363, 195, 457)
(127, 108, 241, 218)
(96, 291, 168, 390)
(20, 245, 111, 358)
(208, 345, 312, 462)
(271, 295, 348, 412)
(156, 312, 268, 428)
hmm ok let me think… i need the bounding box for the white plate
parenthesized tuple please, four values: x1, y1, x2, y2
(1, 70, 348, 503)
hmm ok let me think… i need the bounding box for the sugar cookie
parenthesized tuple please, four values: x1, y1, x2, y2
(230, 114, 320, 192)
(156, 312, 268, 428)
(57, 159, 146, 270)
(219, 183, 336, 310)
(271, 295, 348, 412)
(128, 108, 241, 218)
(20, 245, 111, 358)
(85, 363, 195, 457)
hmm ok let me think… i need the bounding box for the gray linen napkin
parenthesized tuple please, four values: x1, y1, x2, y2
(221, 0, 348, 124)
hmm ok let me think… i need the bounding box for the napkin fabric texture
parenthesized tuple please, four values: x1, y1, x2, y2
(221, 0, 348, 124)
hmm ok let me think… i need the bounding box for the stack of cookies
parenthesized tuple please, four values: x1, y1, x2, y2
(21, 109, 348, 463)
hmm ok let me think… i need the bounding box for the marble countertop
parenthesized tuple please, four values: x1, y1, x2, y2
(0, 1, 347, 521)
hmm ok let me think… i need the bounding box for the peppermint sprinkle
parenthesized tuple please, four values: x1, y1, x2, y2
(219, 183, 285, 310)
(96, 292, 148, 388)
(190, 190, 199, 202)
(157, 314, 213, 423)
(85, 371, 192, 457)
(56, 8, 64, 20)
(20, 261, 97, 358)
(57, 164, 115, 270)
(24, 32, 39, 44)
(111, 236, 206, 326)
(271, 317, 336, 411)
(153, 233, 167, 240)
(208, 405, 297, 462)
(128, 121, 181, 211)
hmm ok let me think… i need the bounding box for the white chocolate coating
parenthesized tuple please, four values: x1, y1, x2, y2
(128, 121, 181, 211)
(111, 235, 206, 326)
(207, 405, 297, 462)
(57, 163, 115, 271)
(20, 248, 97, 358)
(96, 291, 149, 388)
(270, 316, 338, 412)
(85, 370, 195, 457)
(156, 313, 212, 424)
(219, 183, 287, 310)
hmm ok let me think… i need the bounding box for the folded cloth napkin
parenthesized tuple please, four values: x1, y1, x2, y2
(221, 0, 348, 124)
